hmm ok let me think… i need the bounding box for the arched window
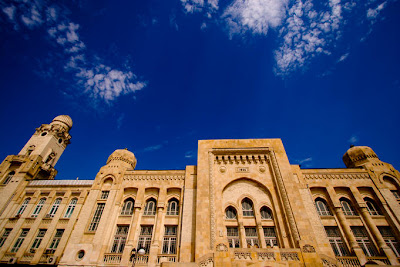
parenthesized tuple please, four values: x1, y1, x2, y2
(64, 198, 78, 218)
(260, 206, 273, 219)
(31, 198, 46, 218)
(144, 198, 156, 216)
(3, 171, 15, 185)
(225, 206, 237, 219)
(365, 198, 381, 216)
(47, 198, 62, 218)
(26, 145, 35, 156)
(121, 198, 135, 216)
(315, 198, 332, 216)
(340, 198, 357, 216)
(16, 198, 30, 216)
(167, 198, 179, 216)
(242, 198, 254, 217)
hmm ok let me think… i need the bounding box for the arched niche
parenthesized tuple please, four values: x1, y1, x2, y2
(123, 187, 138, 197)
(102, 177, 114, 188)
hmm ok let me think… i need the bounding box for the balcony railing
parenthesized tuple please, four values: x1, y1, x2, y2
(233, 248, 301, 262)
(366, 256, 390, 265)
(336, 256, 360, 267)
(157, 254, 177, 264)
(103, 253, 122, 264)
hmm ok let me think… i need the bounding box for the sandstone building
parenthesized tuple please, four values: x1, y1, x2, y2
(0, 115, 399, 266)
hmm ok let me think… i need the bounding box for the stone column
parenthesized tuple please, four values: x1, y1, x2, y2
(120, 206, 142, 266)
(239, 222, 247, 248)
(257, 223, 266, 248)
(148, 206, 166, 266)
(334, 207, 367, 265)
(359, 206, 399, 265)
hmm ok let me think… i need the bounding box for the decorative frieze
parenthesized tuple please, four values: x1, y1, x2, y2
(303, 173, 370, 180)
(258, 252, 275, 261)
(213, 148, 270, 165)
(281, 252, 300, 261)
(123, 175, 184, 181)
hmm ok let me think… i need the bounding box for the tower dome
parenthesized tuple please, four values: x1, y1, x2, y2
(50, 115, 73, 129)
(106, 149, 137, 169)
(343, 145, 380, 168)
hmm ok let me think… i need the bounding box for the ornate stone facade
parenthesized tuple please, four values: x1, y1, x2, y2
(0, 116, 399, 266)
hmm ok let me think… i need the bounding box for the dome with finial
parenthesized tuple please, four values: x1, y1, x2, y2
(106, 149, 137, 169)
(51, 115, 73, 129)
(343, 145, 380, 168)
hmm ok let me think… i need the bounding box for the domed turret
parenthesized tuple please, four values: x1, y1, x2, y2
(343, 145, 380, 168)
(106, 149, 137, 169)
(50, 115, 73, 130)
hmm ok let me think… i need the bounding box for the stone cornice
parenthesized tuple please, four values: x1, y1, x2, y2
(303, 173, 370, 180)
(123, 175, 185, 181)
(212, 148, 270, 164)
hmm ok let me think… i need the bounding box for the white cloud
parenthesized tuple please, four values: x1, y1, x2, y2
(348, 135, 358, 144)
(21, 5, 43, 28)
(223, 0, 288, 36)
(144, 144, 163, 152)
(180, 0, 218, 16)
(185, 151, 195, 158)
(338, 52, 349, 62)
(367, 1, 387, 20)
(3, 6, 16, 21)
(297, 157, 312, 164)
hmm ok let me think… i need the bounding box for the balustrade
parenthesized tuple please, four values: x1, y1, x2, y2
(103, 253, 122, 264)
(157, 254, 177, 264)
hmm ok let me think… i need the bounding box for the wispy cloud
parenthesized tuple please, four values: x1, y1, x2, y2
(185, 151, 195, 158)
(338, 52, 349, 62)
(117, 113, 125, 130)
(181, 0, 219, 16)
(0, 0, 146, 103)
(367, 1, 387, 20)
(144, 144, 164, 152)
(297, 157, 312, 164)
(348, 134, 359, 144)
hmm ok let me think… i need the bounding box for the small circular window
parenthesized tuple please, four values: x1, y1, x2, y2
(41, 132, 47, 136)
(58, 138, 63, 144)
(77, 250, 85, 260)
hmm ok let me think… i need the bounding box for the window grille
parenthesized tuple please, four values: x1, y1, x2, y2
(260, 206, 273, 219)
(111, 226, 129, 253)
(325, 227, 349, 256)
(162, 226, 177, 254)
(351, 226, 378, 256)
(48, 198, 62, 218)
(263, 227, 278, 247)
(144, 199, 156, 216)
(227, 227, 240, 248)
(379, 226, 400, 257)
(100, 191, 109, 200)
(242, 199, 254, 217)
(167, 199, 179, 216)
(225, 206, 237, 219)
(0, 229, 12, 247)
(64, 198, 77, 218)
(341, 199, 357, 216)
(137, 226, 153, 254)
(365, 199, 381, 216)
(31, 229, 46, 249)
(11, 229, 29, 253)
(16, 198, 30, 216)
(48, 229, 64, 252)
(3, 171, 15, 185)
(121, 199, 134, 215)
(315, 199, 332, 216)
(245, 227, 259, 247)
(88, 203, 105, 231)
(31, 198, 46, 218)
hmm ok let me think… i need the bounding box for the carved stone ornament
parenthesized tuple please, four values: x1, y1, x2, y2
(259, 166, 266, 173)
(216, 243, 228, 252)
(302, 244, 316, 253)
(219, 166, 226, 173)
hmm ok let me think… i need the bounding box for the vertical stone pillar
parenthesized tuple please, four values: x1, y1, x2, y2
(148, 206, 166, 266)
(257, 223, 266, 248)
(334, 207, 367, 264)
(239, 222, 247, 248)
(121, 206, 142, 266)
(359, 207, 399, 265)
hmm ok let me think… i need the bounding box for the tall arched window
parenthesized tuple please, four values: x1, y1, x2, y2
(64, 198, 78, 218)
(167, 198, 179, 216)
(3, 171, 15, 185)
(340, 198, 357, 216)
(121, 198, 134, 216)
(315, 198, 332, 216)
(225, 206, 237, 219)
(47, 198, 62, 218)
(144, 198, 156, 216)
(242, 198, 254, 217)
(16, 198, 30, 216)
(260, 206, 273, 219)
(31, 198, 46, 218)
(365, 198, 381, 216)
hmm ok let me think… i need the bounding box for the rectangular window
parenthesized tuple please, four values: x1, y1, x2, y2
(111, 226, 129, 253)
(88, 203, 105, 232)
(47, 229, 64, 254)
(0, 229, 12, 247)
(11, 229, 29, 253)
(16, 198, 30, 216)
(351, 226, 378, 256)
(137, 226, 153, 254)
(47, 198, 61, 218)
(162, 226, 177, 254)
(245, 227, 259, 248)
(31, 229, 46, 250)
(64, 198, 77, 218)
(263, 227, 278, 247)
(378, 226, 400, 257)
(227, 227, 240, 248)
(325, 227, 349, 256)
(100, 191, 109, 200)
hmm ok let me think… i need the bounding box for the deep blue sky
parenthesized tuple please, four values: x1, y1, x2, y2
(0, 0, 399, 180)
